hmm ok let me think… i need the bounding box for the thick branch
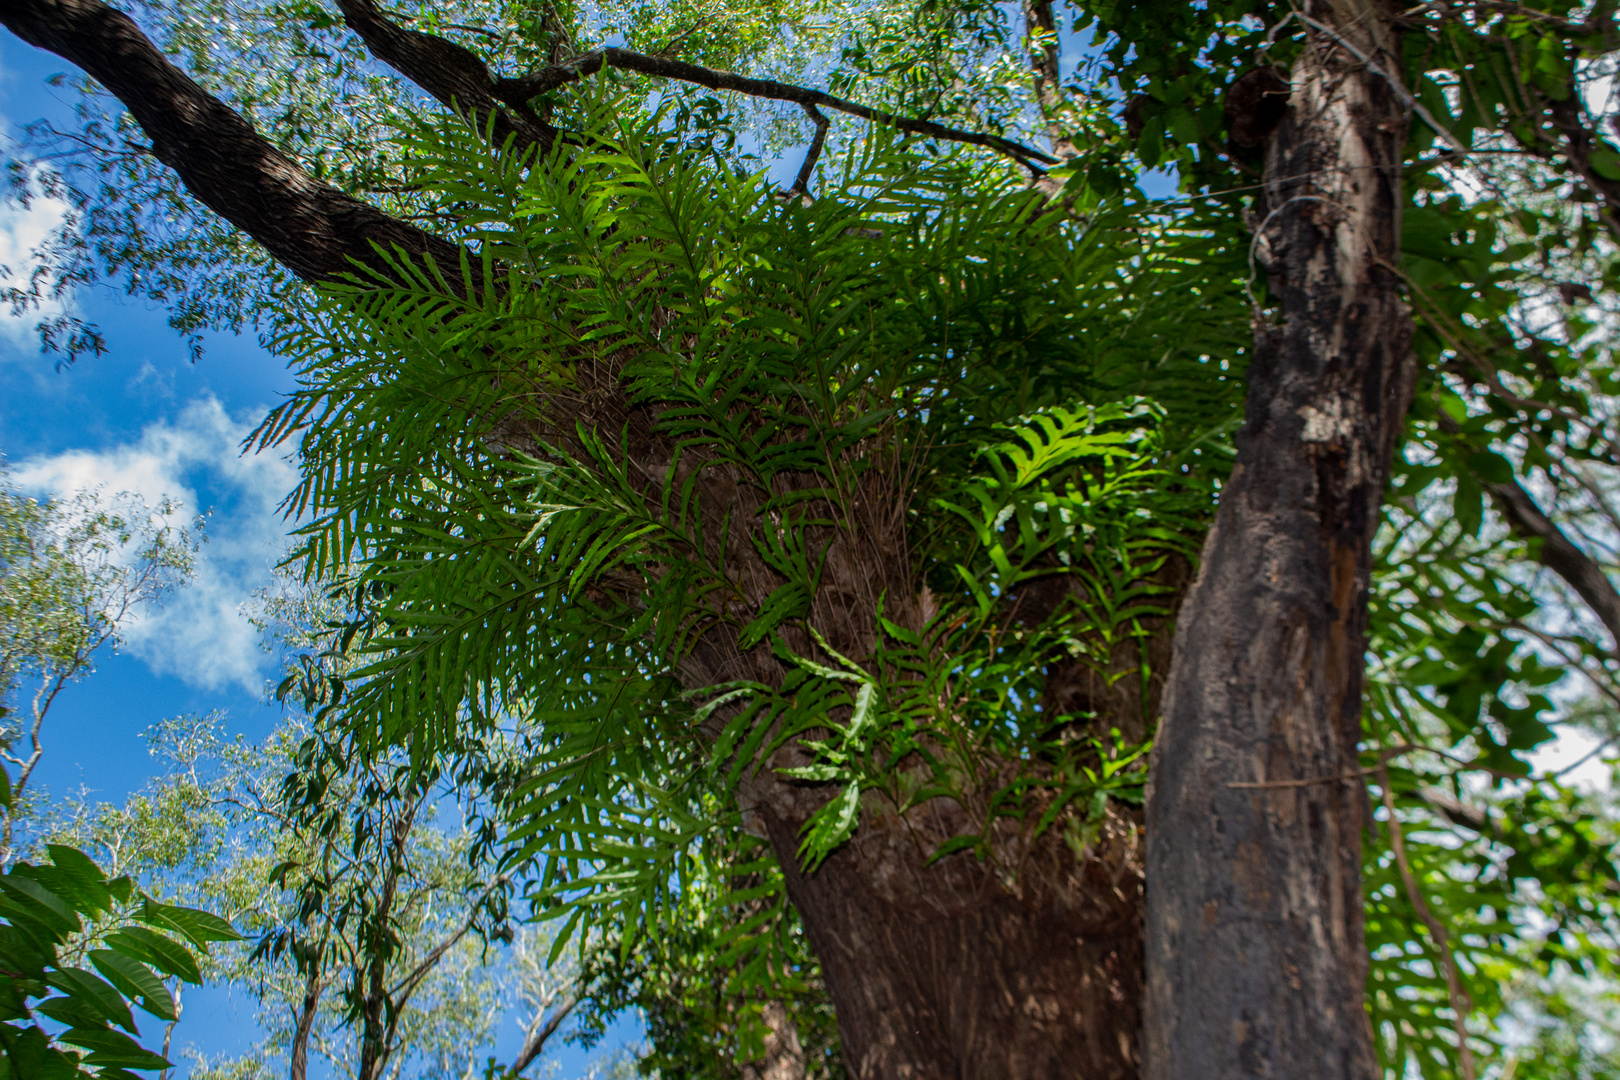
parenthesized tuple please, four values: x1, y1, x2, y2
(496, 48, 1059, 170)
(332, 0, 555, 156)
(1487, 476, 1620, 650)
(2, 0, 461, 284)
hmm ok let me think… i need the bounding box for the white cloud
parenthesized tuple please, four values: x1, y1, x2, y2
(0, 179, 71, 346)
(1529, 725, 1614, 793)
(13, 397, 299, 693)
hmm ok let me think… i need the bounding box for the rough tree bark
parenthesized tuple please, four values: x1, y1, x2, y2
(740, 1001, 809, 1080)
(647, 447, 1161, 1078)
(1143, 3, 1413, 1078)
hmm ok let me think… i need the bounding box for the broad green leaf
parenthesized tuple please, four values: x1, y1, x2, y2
(0, 877, 80, 938)
(57, 1026, 170, 1071)
(89, 950, 176, 1021)
(45, 967, 138, 1034)
(102, 927, 201, 985)
(137, 899, 242, 948)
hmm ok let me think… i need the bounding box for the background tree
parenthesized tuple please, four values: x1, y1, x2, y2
(39, 575, 592, 1080)
(0, 466, 196, 862)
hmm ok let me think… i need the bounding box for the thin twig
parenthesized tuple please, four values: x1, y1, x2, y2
(653, 19, 711, 58)
(1497, 619, 1620, 710)
(385, 870, 513, 1002)
(1229, 743, 1414, 788)
(1389, 265, 1589, 426)
(1379, 764, 1478, 1080)
(1228, 742, 1528, 788)
(1549, 728, 1620, 780)
(495, 48, 1059, 173)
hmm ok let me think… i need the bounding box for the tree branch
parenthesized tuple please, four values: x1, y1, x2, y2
(1429, 407, 1620, 651)
(495, 48, 1060, 171)
(786, 103, 829, 197)
(1485, 474, 1620, 652)
(385, 869, 511, 1004)
(2, 0, 462, 284)
(507, 995, 577, 1079)
(331, 0, 555, 156)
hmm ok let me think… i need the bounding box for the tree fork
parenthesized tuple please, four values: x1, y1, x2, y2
(333, 0, 557, 156)
(1143, 4, 1414, 1077)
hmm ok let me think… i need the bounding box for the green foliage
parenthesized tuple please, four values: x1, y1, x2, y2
(45, 703, 554, 1078)
(0, 471, 198, 861)
(0, 474, 195, 711)
(19, 0, 1620, 1071)
(0, 837, 239, 1077)
(574, 838, 844, 1079)
(260, 93, 1249, 1007)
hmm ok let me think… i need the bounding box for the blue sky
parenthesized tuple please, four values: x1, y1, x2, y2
(0, 26, 638, 1077)
(0, 37, 296, 803)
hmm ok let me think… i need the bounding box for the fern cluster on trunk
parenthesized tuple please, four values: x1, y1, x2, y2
(261, 94, 1251, 1073)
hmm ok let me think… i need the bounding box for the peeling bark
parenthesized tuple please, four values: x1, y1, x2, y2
(1143, 3, 1414, 1077)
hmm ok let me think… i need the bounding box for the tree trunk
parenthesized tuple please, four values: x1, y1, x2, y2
(759, 792, 1142, 1080)
(683, 468, 1180, 1079)
(290, 967, 324, 1080)
(1143, 4, 1413, 1078)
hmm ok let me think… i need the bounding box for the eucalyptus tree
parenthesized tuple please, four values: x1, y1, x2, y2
(4, 2, 1620, 1080)
(47, 706, 583, 1080)
(0, 470, 196, 862)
